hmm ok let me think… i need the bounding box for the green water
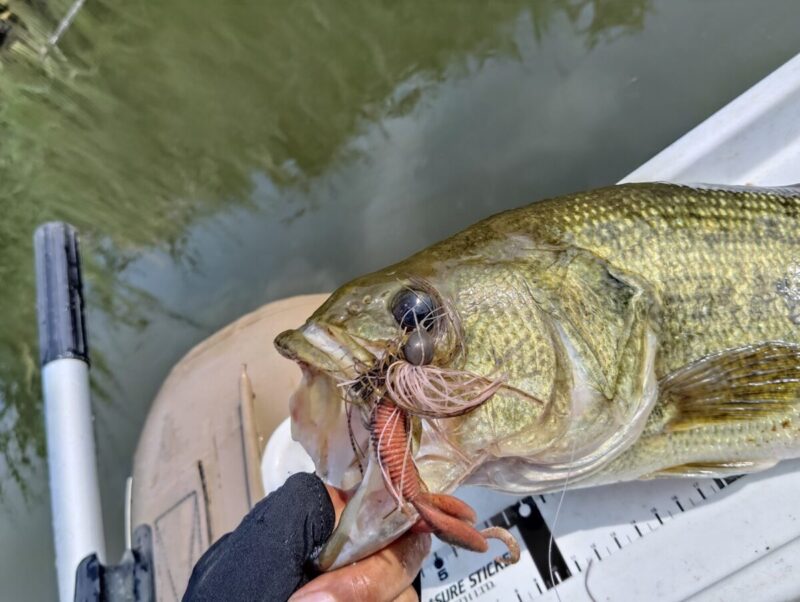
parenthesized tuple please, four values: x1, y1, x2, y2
(0, 0, 798, 599)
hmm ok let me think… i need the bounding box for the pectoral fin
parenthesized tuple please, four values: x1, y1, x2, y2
(660, 342, 800, 433)
(650, 459, 777, 479)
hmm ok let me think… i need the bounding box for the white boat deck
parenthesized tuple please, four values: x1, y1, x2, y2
(624, 51, 800, 187)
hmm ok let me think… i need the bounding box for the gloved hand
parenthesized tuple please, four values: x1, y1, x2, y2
(183, 472, 430, 602)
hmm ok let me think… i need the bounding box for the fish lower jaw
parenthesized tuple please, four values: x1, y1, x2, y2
(287, 362, 408, 569)
(339, 463, 363, 491)
(316, 455, 415, 571)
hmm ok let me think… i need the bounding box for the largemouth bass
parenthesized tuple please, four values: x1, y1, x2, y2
(275, 182, 800, 570)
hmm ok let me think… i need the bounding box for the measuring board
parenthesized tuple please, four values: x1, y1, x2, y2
(420, 472, 749, 601)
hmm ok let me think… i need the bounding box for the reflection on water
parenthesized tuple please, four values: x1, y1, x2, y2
(0, 0, 798, 599)
(530, 0, 649, 46)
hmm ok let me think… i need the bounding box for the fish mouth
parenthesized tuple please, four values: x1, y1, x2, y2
(276, 324, 363, 378)
(275, 324, 417, 570)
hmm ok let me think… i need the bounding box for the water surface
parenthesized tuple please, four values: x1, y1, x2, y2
(1, 1, 798, 599)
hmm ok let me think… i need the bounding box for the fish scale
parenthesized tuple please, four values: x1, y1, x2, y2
(533, 185, 800, 373)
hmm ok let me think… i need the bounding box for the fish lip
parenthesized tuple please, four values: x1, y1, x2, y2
(276, 323, 371, 379)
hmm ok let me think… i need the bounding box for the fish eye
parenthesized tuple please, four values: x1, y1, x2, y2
(391, 289, 436, 331)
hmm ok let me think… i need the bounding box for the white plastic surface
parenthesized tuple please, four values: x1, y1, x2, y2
(539, 460, 800, 602)
(43, 358, 106, 602)
(261, 417, 315, 495)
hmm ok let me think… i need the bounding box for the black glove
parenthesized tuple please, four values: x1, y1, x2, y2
(183, 472, 335, 602)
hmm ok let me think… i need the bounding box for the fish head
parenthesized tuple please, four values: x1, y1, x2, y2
(274, 228, 657, 569)
(274, 249, 565, 569)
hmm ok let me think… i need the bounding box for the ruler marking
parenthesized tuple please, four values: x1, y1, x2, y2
(654, 511, 664, 525)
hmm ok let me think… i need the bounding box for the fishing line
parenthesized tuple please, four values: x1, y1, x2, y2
(548, 427, 580, 602)
(584, 559, 598, 602)
(346, 404, 366, 476)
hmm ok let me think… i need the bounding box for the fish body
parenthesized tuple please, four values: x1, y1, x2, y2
(275, 182, 800, 569)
